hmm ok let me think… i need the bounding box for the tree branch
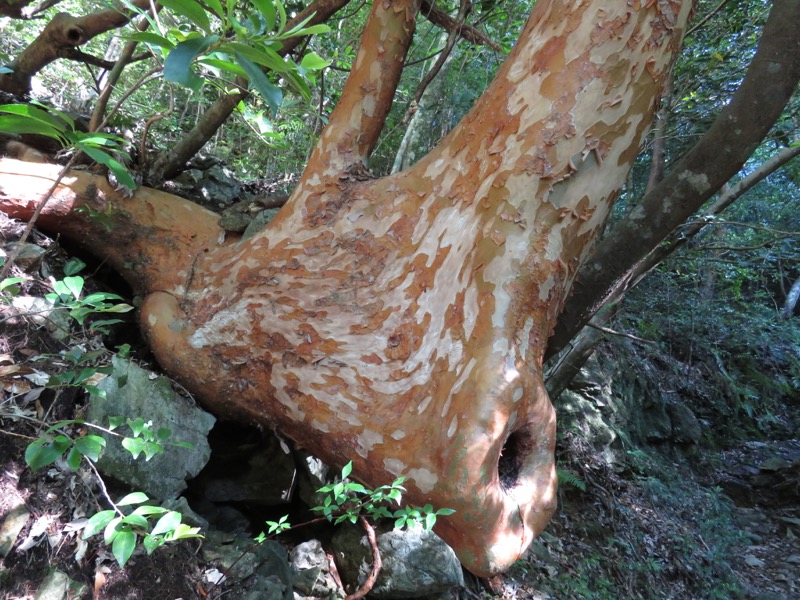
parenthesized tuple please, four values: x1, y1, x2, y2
(300, 0, 420, 177)
(345, 517, 382, 600)
(0, 0, 151, 96)
(548, 0, 800, 358)
(421, 0, 500, 51)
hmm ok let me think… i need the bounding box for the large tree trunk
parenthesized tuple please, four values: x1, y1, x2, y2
(0, 0, 692, 575)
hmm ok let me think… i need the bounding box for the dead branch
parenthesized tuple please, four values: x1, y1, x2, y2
(345, 517, 382, 600)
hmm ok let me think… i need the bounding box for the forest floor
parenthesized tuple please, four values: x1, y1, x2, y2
(1, 214, 798, 600)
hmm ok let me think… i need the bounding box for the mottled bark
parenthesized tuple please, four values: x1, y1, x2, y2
(548, 0, 800, 358)
(0, 0, 151, 97)
(0, 0, 692, 575)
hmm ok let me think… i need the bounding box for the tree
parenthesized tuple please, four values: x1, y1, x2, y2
(1, 0, 797, 576)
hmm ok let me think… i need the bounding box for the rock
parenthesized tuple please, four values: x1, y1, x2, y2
(33, 568, 88, 600)
(332, 524, 464, 599)
(295, 450, 332, 509)
(290, 539, 344, 598)
(161, 497, 209, 530)
(10, 296, 71, 340)
(203, 530, 293, 600)
(666, 401, 702, 444)
(744, 554, 766, 568)
(5, 242, 45, 271)
(0, 504, 30, 556)
(87, 356, 216, 500)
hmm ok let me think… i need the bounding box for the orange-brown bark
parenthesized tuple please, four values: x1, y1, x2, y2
(0, 0, 693, 575)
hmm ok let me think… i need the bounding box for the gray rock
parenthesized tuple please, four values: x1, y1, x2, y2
(332, 524, 464, 599)
(87, 356, 216, 500)
(203, 530, 293, 600)
(290, 539, 344, 599)
(33, 568, 87, 600)
(6, 242, 45, 272)
(0, 504, 30, 557)
(666, 401, 702, 444)
(10, 296, 71, 340)
(295, 450, 332, 509)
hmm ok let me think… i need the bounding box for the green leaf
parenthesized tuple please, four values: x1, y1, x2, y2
(234, 52, 282, 114)
(127, 31, 175, 49)
(83, 510, 116, 538)
(104, 516, 122, 544)
(168, 523, 202, 540)
(121, 513, 149, 529)
(108, 416, 124, 430)
(25, 436, 71, 471)
(143, 533, 163, 554)
(0, 104, 72, 132)
(132, 505, 168, 516)
(435, 508, 456, 516)
(62, 276, 84, 300)
(74, 435, 106, 462)
(198, 56, 247, 78)
(122, 439, 146, 459)
(204, 0, 225, 19)
(159, 0, 212, 33)
(63, 258, 86, 276)
(150, 511, 182, 536)
(117, 491, 149, 506)
(225, 42, 288, 72)
(0, 277, 24, 295)
(164, 35, 219, 91)
(299, 52, 331, 71)
(250, 0, 276, 30)
(65, 446, 83, 470)
(341, 461, 353, 479)
(424, 513, 436, 530)
(0, 116, 64, 143)
(78, 144, 137, 191)
(112, 528, 136, 567)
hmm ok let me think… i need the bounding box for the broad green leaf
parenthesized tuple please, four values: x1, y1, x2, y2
(150, 511, 182, 536)
(127, 31, 175, 49)
(159, 0, 212, 33)
(65, 447, 83, 470)
(121, 513, 149, 529)
(168, 523, 202, 539)
(112, 528, 136, 567)
(204, 0, 225, 19)
(0, 104, 72, 131)
(299, 52, 331, 71)
(108, 416, 124, 430)
(341, 461, 353, 479)
(103, 516, 122, 544)
(77, 145, 137, 191)
(84, 385, 108, 399)
(83, 510, 116, 538)
(63, 258, 86, 276)
(164, 35, 219, 91)
(276, 0, 286, 31)
(117, 491, 149, 506)
(198, 56, 248, 78)
(224, 42, 288, 73)
(132, 505, 168, 516)
(250, 0, 276, 30)
(74, 435, 106, 462)
(234, 52, 282, 114)
(143, 533, 163, 554)
(25, 436, 71, 471)
(61, 276, 84, 300)
(424, 513, 436, 530)
(0, 277, 24, 294)
(435, 508, 456, 516)
(122, 437, 147, 459)
(0, 116, 65, 143)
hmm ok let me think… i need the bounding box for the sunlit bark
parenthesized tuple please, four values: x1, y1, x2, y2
(0, 0, 692, 575)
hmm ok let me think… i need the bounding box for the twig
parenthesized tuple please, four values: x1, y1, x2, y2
(345, 516, 382, 600)
(585, 322, 656, 345)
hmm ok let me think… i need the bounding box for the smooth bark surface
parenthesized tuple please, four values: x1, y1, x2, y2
(0, 0, 692, 575)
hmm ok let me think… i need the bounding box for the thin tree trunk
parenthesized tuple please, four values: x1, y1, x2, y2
(782, 275, 800, 320)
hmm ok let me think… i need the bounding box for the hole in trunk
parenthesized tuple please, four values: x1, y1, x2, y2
(498, 429, 535, 491)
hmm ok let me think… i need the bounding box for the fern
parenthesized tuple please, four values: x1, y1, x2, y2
(556, 467, 586, 492)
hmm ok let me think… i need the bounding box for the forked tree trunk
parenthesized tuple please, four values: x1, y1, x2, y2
(0, 0, 692, 575)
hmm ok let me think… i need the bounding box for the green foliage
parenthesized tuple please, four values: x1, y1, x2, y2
(0, 104, 137, 189)
(556, 467, 586, 492)
(80, 493, 202, 568)
(254, 461, 455, 544)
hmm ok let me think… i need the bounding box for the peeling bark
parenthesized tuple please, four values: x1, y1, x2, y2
(548, 0, 800, 358)
(0, 0, 692, 575)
